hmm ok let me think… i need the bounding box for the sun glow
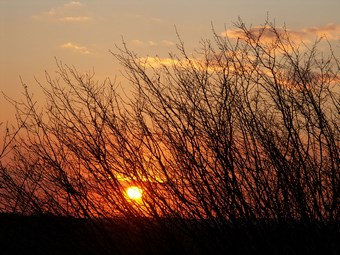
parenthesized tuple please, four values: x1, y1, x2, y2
(126, 186, 143, 200)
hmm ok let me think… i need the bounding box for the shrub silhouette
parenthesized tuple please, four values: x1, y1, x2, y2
(0, 19, 339, 254)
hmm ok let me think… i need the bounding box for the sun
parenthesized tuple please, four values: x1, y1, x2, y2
(126, 186, 143, 200)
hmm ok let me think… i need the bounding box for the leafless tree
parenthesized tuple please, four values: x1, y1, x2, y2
(0, 106, 31, 213)
(1, 19, 339, 253)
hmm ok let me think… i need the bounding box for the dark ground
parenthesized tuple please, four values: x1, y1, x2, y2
(0, 213, 339, 255)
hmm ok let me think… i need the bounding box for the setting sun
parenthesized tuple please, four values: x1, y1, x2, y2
(126, 186, 143, 200)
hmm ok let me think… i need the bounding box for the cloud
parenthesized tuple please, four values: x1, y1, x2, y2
(160, 40, 176, 47)
(221, 26, 304, 43)
(304, 23, 340, 40)
(139, 57, 179, 68)
(138, 57, 225, 72)
(33, 1, 92, 23)
(60, 42, 91, 54)
(130, 40, 144, 46)
(59, 16, 91, 22)
(130, 39, 175, 47)
(222, 23, 340, 42)
(148, 41, 157, 46)
(63, 1, 83, 8)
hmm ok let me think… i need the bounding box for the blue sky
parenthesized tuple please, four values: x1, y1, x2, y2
(1, 0, 340, 123)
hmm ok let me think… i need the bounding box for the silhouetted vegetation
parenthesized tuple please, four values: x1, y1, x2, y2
(0, 213, 339, 254)
(0, 19, 339, 254)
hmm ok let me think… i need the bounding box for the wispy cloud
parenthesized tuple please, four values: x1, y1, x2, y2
(139, 57, 179, 68)
(222, 23, 340, 42)
(160, 40, 176, 47)
(138, 57, 224, 73)
(59, 16, 91, 22)
(33, 1, 92, 23)
(304, 23, 340, 40)
(138, 56, 340, 93)
(63, 1, 83, 8)
(60, 42, 91, 54)
(130, 39, 175, 47)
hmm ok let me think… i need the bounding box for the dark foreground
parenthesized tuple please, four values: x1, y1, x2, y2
(0, 213, 339, 255)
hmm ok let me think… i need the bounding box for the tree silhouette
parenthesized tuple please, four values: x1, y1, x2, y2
(1, 19, 339, 254)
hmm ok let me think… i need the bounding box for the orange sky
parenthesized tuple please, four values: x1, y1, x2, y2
(1, 0, 340, 124)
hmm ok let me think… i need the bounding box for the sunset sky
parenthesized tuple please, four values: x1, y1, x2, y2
(1, 0, 340, 123)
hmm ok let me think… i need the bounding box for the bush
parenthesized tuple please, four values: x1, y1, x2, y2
(1, 19, 339, 254)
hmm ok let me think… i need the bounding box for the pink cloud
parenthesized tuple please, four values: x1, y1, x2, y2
(222, 23, 340, 42)
(304, 23, 340, 40)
